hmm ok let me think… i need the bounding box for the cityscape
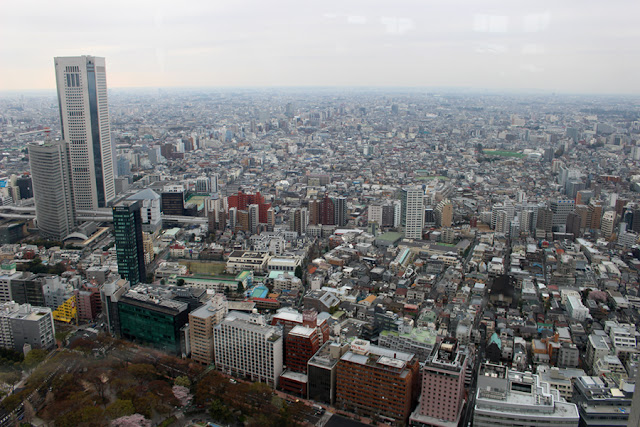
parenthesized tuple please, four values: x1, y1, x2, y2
(0, 49, 639, 427)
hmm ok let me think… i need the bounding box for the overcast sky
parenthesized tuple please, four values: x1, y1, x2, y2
(1, 0, 638, 93)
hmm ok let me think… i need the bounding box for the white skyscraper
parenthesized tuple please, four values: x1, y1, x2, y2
(401, 186, 425, 239)
(54, 56, 115, 209)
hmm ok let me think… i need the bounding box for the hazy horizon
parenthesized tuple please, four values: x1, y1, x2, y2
(2, 0, 639, 94)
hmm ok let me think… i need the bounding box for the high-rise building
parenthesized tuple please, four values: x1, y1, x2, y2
(189, 294, 228, 365)
(336, 339, 420, 425)
(601, 211, 616, 239)
(195, 175, 211, 193)
(435, 199, 454, 228)
(54, 56, 115, 209)
(334, 196, 348, 227)
(410, 339, 467, 426)
(290, 207, 308, 235)
(28, 141, 75, 241)
(0, 301, 55, 352)
(113, 200, 146, 285)
(401, 187, 424, 239)
(127, 189, 162, 234)
(214, 311, 283, 387)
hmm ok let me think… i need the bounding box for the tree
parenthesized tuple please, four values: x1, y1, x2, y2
(23, 348, 47, 368)
(174, 375, 191, 388)
(294, 265, 303, 280)
(176, 278, 185, 287)
(106, 399, 135, 420)
(209, 399, 233, 424)
(236, 281, 244, 294)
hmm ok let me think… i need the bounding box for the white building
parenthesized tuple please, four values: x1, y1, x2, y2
(401, 187, 424, 239)
(54, 56, 115, 209)
(473, 363, 579, 427)
(0, 302, 56, 352)
(214, 312, 283, 387)
(128, 189, 162, 233)
(566, 295, 589, 321)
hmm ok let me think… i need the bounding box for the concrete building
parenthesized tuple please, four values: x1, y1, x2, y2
(573, 375, 634, 427)
(410, 338, 467, 427)
(226, 250, 270, 274)
(401, 186, 425, 239)
(27, 141, 75, 241)
(0, 301, 55, 352)
(473, 363, 579, 427)
(336, 339, 420, 425)
(54, 56, 115, 209)
(601, 211, 616, 239)
(214, 311, 283, 387)
(307, 341, 349, 406)
(127, 188, 162, 233)
(188, 294, 228, 365)
(566, 295, 589, 321)
(435, 199, 453, 228)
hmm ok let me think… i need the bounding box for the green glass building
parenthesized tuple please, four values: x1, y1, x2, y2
(113, 200, 146, 285)
(118, 290, 189, 354)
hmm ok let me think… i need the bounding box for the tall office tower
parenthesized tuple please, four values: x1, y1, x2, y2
(410, 339, 468, 426)
(588, 199, 604, 230)
(334, 196, 347, 227)
(248, 204, 259, 234)
(211, 173, 219, 193)
(112, 200, 146, 286)
(266, 207, 276, 230)
(601, 211, 616, 238)
(435, 199, 453, 228)
(319, 194, 335, 226)
(54, 56, 115, 209)
(401, 187, 424, 239)
(550, 199, 575, 229)
(290, 207, 308, 235)
(536, 207, 553, 235)
(28, 141, 75, 241)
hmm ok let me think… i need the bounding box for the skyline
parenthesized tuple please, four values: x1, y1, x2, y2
(1, 1, 639, 94)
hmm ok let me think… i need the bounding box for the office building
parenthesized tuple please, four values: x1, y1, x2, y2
(0, 301, 55, 353)
(401, 187, 424, 239)
(188, 294, 228, 365)
(54, 56, 115, 209)
(410, 339, 467, 427)
(117, 286, 189, 354)
(290, 207, 308, 235)
(336, 339, 420, 425)
(473, 363, 579, 427)
(127, 189, 162, 233)
(213, 311, 283, 387)
(601, 211, 616, 238)
(334, 196, 348, 227)
(161, 185, 185, 215)
(573, 375, 633, 427)
(28, 141, 75, 241)
(113, 200, 146, 286)
(307, 341, 350, 405)
(435, 199, 453, 228)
